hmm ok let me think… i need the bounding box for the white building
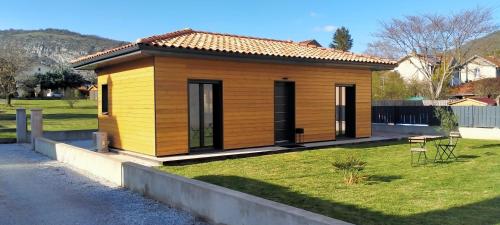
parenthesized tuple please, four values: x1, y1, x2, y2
(458, 55, 500, 83)
(394, 54, 434, 81)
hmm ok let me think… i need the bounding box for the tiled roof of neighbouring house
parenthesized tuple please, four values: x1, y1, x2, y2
(483, 56, 500, 67)
(72, 29, 395, 66)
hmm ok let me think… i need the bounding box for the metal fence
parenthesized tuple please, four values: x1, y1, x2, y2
(372, 106, 500, 128)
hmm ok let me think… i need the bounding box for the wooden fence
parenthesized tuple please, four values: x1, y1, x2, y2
(372, 106, 500, 128)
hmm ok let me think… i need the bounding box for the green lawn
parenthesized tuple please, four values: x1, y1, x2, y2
(0, 99, 97, 138)
(159, 139, 500, 225)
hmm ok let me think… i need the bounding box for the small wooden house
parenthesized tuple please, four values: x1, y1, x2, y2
(88, 85, 98, 100)
(449, 97, 497, 106)
(72, 29, 395, 157)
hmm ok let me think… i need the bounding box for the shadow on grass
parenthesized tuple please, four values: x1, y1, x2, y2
(457, 155, 480, 159)
(0, 114, 16, 120)
(340, 140, 406, 149)
(194, 175, 500, 225)
(474, 143, 500, 149)
(43, 114, 97, 120)
(366, 175, 402, 184)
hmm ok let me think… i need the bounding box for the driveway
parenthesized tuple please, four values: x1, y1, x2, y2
(0, 143, 207, 225)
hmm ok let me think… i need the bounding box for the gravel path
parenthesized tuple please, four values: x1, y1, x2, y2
(0, 143, 208, 225)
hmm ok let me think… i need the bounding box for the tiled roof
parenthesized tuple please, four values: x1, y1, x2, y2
(484, 56, 500, 67)
(72, 29, 395, 65)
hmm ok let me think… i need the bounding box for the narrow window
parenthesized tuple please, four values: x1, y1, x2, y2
(101, 84, 109, 114)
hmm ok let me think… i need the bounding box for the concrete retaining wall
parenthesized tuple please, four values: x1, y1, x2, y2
(41, 130, 97, 141)
(123, 162, 351, 225)
(34, 137, 123, 185)
(372, 124, 444, 136)
(34, 137, 352, 225)
(373, 124, 500, 140)
(459, 127, 500, 140)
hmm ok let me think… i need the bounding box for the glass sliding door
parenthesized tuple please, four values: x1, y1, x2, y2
(189, 83, 201, 148)
(188, 80, 222, 151)
(203, 84, 213, 147)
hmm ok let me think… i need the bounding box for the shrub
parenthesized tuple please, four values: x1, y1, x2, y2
(63, 88, 80, 108)
(434, 107, 458, 134)
(332, 154, 367, 185)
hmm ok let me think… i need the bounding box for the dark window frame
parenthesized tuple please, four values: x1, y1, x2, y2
(101, 84, 109, 115)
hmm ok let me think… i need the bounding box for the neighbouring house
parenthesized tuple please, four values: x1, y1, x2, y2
(459, 55, 500, 83)
(88, 85, 97, 100)
(394, 53, 460, 85)
(448, 81, 475, 99)
(394, 53, 435, 81)
(449, 97, 497, 106)
(71, 29, 395, 157)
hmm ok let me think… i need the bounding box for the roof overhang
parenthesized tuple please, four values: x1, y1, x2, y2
(72, 45, 395, 71)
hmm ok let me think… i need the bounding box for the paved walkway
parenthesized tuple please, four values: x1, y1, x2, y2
(0, 143, 207, 225)
(65, 131, 408, 165)
(137, 131, 409, 164)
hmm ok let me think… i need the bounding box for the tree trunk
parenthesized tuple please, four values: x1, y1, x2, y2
(6, 94, 12, 106)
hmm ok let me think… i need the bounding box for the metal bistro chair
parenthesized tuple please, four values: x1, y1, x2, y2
(409, 137, 428, 166)
(435, 131, 461, 161)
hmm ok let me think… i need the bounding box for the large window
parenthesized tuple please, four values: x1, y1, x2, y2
(101, 84, 109, 114)
(473, 68, 480, 78)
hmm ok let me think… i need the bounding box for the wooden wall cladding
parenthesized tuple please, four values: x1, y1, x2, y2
(154, 56, 372, 156)
(97, 57, 156, 156)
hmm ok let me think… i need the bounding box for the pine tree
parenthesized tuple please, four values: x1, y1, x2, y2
(329, 27, 353, 51)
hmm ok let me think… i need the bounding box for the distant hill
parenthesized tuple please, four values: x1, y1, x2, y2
(0, 28, 127, 79)
(464, 30, 500, 58)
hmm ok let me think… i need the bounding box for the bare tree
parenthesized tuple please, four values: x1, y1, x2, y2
(0, 57, 17, 105)
(370, 7, 497, 99)
(364, 40, 403, 60)
(0, 49, 28, 106)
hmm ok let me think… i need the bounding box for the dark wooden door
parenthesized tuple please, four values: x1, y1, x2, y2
(336, 85, 356, 138)
(274, 82, 295, 145)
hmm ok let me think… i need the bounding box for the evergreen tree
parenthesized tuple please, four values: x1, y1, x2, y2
(329, 27, 353, 51)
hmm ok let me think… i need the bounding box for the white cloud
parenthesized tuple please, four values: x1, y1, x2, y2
(323, 25, 336, 32)
(309, 12, 319, 17)
(314, 25, 337, 32)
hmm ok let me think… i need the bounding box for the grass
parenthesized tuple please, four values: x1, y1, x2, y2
(159, 139, 500, 225)
(0, 99, 97, 138)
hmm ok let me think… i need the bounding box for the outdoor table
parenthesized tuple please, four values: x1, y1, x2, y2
(408, 135, 444, 162)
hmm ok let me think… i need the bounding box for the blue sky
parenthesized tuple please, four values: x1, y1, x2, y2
(1, 0, 499, 53)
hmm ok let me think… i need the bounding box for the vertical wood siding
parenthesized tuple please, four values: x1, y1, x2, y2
(97, 58, 156, 155)
(154, 56, 372, 156)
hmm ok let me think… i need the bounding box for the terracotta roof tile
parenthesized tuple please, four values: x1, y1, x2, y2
(484, 56, 500, 67)
(72, 29, 395, 65)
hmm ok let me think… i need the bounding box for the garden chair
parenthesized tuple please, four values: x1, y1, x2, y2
(435, 132, 461, 161)
(409, 137, 428, 166)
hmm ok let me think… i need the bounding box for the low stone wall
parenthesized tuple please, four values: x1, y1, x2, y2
(41, 129, 97, 141)
(123, 162, 351, 225)
(458, 127, 500, 140)
(373, 124, 500, 140)
(34, 137, 352, 225)
(372, 124, 444, 136)
(34, 137, 123, 185)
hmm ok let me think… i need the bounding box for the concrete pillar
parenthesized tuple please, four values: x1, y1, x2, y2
(30, 109, 43, 149)
(16, 108, 28, 143)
